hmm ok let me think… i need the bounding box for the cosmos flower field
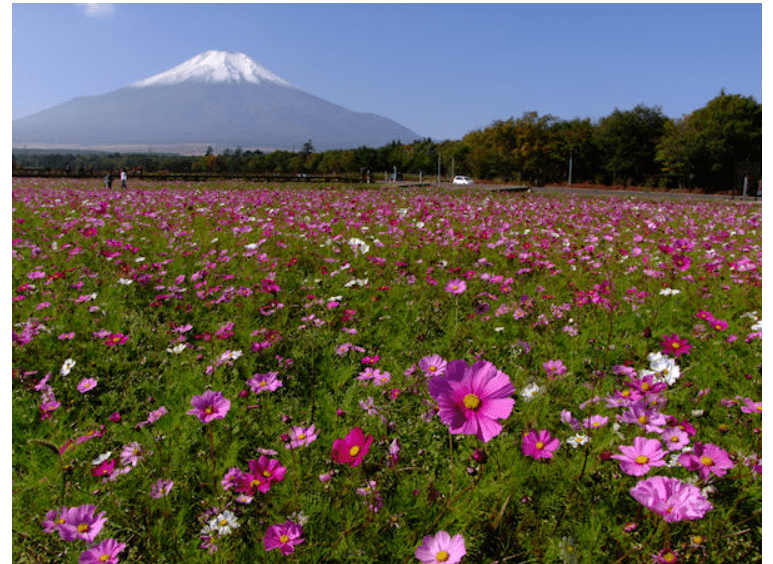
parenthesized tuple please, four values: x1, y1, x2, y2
(12, 178, 762, 563)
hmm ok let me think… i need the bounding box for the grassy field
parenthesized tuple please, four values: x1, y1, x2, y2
(12, 178, 762, 563)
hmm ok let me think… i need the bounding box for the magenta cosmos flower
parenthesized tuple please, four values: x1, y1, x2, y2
(246, 371, 282, 394)
(78, 538, 127, 564)
(739, 397, 761, 414)
(678, 442, 734, 480)
(331, 426, 373, 467)
(445, 278, 466, 296)
(187, 390, 230, 424)
(428, 360, 516, 443)
(630, 475, 713, 522)
(611, 436, 667, 476)
(521, 429, 560, 459)
(660, 334, 692, 357)
(415, 531, 466, 564)
(263, 520, 304, 555)
(59, 505, 108, 543)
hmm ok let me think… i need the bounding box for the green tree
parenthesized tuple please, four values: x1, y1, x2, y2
(656, 91, 762, 192)
(593, 104, 668, 186)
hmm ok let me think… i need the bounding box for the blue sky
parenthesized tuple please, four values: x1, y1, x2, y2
(11, 3, 762, 142)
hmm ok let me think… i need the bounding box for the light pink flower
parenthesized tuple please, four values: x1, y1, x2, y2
(76, 378, 97, 394)
(611, 436, 667, 476)
(186, 391, 230, 424)
(415, 531, 466, 564)
(678, 442, 734, 480)
(630, 475, 712, 522)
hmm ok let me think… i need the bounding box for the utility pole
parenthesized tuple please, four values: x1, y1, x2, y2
(437, 152, 441, 183)
(451, 157, 454, 180)
(568, 149, 573, 186)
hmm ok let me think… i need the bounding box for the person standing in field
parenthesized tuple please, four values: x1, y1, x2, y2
(104, 172, 112, 189)
(120, 169, 128, 188)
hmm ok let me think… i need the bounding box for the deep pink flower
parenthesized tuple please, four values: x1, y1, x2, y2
(652, 548, 680, 563)
(78, 538, 126, 564)
(428, 360, 516, 443)
(660, 334, 692, 357)
(236, 456, 287, 494)
(521, 429, 561, 459)
(630, 475, 713, 522)
(187, 391, 230, 424)
(710, 319, 728, 331)
(104, 333, 129, 346)
(611, 436, 667, 476)
(263, 520, 304, 555)
(59, 505, 108, 543)
(91, 458, 116, 478)
(415, 531, 466, 564)
(331, 426, 373, 467)
(678, 442, 734, 480)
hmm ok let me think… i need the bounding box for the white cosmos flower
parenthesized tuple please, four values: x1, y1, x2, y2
(167, 344, 186, 354)
(118, 278, 133, 285)
(209, 510, 239, 535)
(520, 383, 541, 401)
(60, 358, 76, 376)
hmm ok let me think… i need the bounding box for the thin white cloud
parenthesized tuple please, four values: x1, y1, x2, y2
(78, 4, 114, 18)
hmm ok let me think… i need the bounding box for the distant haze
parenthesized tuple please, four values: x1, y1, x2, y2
(12, 50, 420, 154)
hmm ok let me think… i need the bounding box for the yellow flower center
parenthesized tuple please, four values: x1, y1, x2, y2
(756, 404, 762, 412)
(641, 382, 650, 391)
(429, 366, 437, 372)
(280, 534, 290, 543)
(592, 422, 601, 427)
(99, 555, 110, 563)
(219, 519, 228, 527)
(263, 470, 272, 477)
(536, 441, 544, 449)
(250, 479, 261, 488)
(635, 455, 649, 464)
(204, 406, 214, 414)
(662, 552, 676, 562)
(349, 445, 360, 457)
(259, 381, 267, 387)
(77, 523, 89, 533)
(436, 551, 450, 562)
(700, 456, 714, 467)
(672, 342, 681, 349)
(463, 393, 481, 410)
(692, 535, 704, 545)
(297, 433, 306, 440)
(621, 390, 631, 397)
(671, 436, 679, 442)
(55, 518, 65, 525)
(638, 415, 648, 425)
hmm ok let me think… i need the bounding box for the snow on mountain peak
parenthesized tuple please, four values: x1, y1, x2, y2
(130, 50, 299, 89)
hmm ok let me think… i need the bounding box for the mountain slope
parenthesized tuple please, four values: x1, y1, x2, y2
(12, 51, 420, 152)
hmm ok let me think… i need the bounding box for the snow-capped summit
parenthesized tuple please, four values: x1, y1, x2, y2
(130, 50, 299, 89)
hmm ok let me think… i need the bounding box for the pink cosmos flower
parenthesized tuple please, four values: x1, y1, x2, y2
(331, 426, 373, 467)
(120, 442, 146, 467)
(739, 397, 761, 414)
(285, 424, 318, 449)
(428, 359, 516, 443)
(445, 279, 466, 296)
(414, 531, 466, 564)
(418, 354, 448, 377)
(59, 505, 108, 543)
(149, 479, 173, 498)
(611, 436, 667, 476)
(521, 429, 561, 459)
(678, 442, 734, 480)
(104, 333, 129, 346)
(660, 427, 690, 451)
(617, 401, 667, 433)
(42, 507, 69, 535)
(246, 372, 283, 394)
(652, 548, 680, 563)
(187, 391, 230, 424)
(77, 378, 98, 394)
(236, 456, 287, 495)
(630, 475, 713, 522)
(710, 319, 728, 331)
(263, 520, 304, 555)
(542, 359, 567, 379)
(660, 334, 692, 358)
(78, 538, 126, 564)
(583, 415, 609, 430)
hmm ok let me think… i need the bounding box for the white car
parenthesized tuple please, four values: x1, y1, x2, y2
(452, 176, 474, 185)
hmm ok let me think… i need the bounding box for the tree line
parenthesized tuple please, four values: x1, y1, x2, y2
(13, 91, 760, 193)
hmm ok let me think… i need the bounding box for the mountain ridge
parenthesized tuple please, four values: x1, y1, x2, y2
(13, 51, 420, 153)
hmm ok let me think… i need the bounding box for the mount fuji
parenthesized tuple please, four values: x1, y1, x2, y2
(12, 50, 420, 153)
